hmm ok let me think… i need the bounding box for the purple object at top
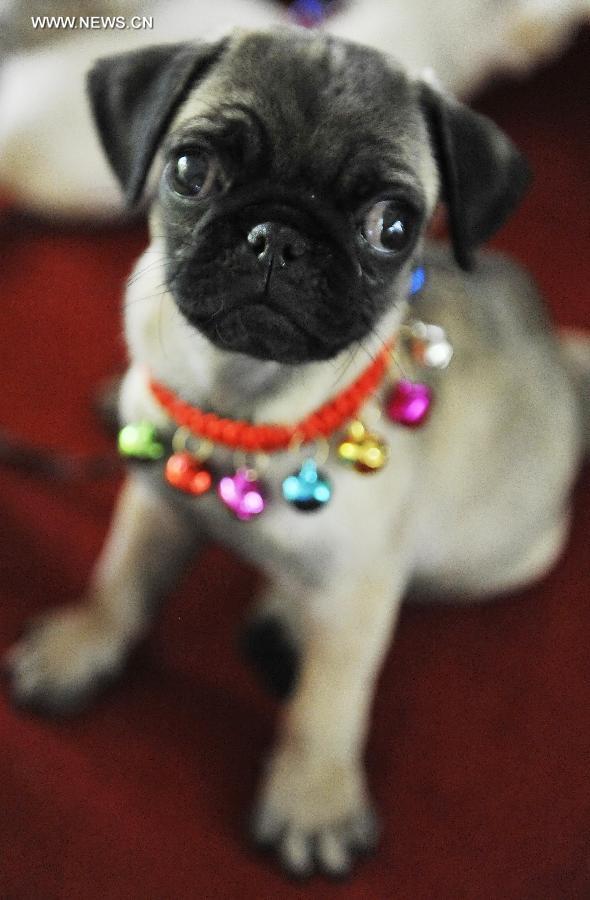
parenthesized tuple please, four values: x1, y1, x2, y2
(289, 0, 335, 27)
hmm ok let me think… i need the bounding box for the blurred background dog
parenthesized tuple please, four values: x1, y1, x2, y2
(0, 0, 588, 217)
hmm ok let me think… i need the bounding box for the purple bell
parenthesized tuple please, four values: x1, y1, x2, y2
(386, 379, 433, 428)
(218, 468, 266, 521)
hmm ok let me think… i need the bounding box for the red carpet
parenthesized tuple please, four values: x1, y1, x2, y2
(1, 31, 589, 900)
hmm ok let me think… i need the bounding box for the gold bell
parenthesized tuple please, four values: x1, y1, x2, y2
(337, 420, 389, 474)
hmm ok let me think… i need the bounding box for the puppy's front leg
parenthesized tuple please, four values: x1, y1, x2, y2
(6, 472, 200, 715)
(252, 559, 409, 879)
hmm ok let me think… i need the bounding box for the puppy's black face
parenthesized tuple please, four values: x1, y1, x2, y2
(157, 33, 433, 363)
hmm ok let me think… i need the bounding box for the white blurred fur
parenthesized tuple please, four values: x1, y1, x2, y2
(0, 0, 588, 218)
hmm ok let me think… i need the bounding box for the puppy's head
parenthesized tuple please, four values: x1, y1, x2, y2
(88, 30, 530, 364)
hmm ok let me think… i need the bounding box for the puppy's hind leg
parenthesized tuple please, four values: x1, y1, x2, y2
(240, 577, 304, 700)
(559, 328, 590, 453)
(5, 472, 200, 716)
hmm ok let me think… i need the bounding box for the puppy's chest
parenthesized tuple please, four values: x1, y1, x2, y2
(134, 430, 414, 582)
(119, 348, 426, 577)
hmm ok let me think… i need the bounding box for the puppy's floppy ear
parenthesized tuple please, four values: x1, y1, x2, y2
(87, 40, 227, 206)
(420, 82, 531, 270)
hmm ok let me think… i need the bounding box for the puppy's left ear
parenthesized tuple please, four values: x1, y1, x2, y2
(420, 82, 531, 270)
(87, 40, 227, 206)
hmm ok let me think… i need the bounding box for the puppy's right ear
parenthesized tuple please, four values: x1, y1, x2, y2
(87, 40, 227, 207)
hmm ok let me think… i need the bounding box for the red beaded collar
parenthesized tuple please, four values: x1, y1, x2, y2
(149, 339, 394, 454)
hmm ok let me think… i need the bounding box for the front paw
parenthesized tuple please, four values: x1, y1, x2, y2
(4, 605, 125, 716)
(251, 747, 379, 879)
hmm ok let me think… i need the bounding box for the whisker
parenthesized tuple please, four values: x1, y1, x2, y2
(157, 294, 163, 355)
(214, 322, 231, 347)
(125, 252, 181, 287)
(328, 345, 357, 392)
(204, 298, 226, 324)
(366, 316, 408, 379)
(123, 284, 171, 308)
(358, 338, 378, 364)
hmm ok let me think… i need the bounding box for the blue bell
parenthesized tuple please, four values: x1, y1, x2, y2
(282, 458, 332, 512)
(409, 265, 426, 296)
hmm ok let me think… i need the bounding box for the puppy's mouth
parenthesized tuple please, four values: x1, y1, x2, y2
(175, 277, 369, 363)
(180, 289, 352, 363)
(212, 302, 320, 362)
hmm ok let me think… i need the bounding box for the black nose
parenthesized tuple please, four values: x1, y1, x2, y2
(247, 222, 308, 267)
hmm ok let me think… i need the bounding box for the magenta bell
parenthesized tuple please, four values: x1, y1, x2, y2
(218, 468, 266, 521)
(386, 379, 433, 427)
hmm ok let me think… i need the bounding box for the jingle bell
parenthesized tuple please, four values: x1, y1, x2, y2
(337, 420, 389, 474)
(165, 451, 212, 496)
(386, 379, 432, 427)
(407, 321, 453, 370)
(282, 458, 332, 511)
(409, 265, 426, 296)
(118, 422, 164, 460)
(218, 468, 266, 521)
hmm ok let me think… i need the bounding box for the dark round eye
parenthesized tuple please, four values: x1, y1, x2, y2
(362, 200, 415, 253)
(167, 150, 218, 198)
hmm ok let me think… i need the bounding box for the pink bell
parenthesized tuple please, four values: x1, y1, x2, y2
(218, 468, 266, 521)
(386, 379, 433, 427)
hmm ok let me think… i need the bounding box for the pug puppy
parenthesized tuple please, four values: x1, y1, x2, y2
(6, 29, 588, 879)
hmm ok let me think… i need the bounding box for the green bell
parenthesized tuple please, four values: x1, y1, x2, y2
(118, 422, 165, 461)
